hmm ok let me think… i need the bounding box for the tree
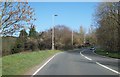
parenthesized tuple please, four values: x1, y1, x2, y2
(94, 2, 120, 52)
(28, 25, 39, 51)
(38, 25, 73, 50)
(11, 29, 28, 53)
(86, 25, 97, 46)
(19, 29, 28, 41)
(54, 25, 73, 50)
(79, 25, 85, 45)
(29, 25, 38, 38)
(40, 30, 52, 49)
(0, 2, 35, 36)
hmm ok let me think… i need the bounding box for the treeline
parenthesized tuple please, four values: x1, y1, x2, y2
(2, 25, 76, 55)
(1, 2, 97, 56)
(94, 2, 120, 52)
(2, 25, 96, 56)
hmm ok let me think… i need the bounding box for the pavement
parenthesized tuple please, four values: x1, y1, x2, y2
(32, 48, 120, 76)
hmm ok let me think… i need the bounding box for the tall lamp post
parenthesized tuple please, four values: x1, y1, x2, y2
(52, 14, 58, 50)
(72, 30, 73, 47)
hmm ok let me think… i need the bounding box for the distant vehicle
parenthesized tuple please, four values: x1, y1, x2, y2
(90, 47, 95, 50)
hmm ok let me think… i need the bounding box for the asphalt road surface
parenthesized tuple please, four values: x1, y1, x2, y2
(34, 48, 120, 76)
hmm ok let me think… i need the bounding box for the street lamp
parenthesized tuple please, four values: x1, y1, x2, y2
(72, 30, 73, 47)
(52, 14, 58, 50)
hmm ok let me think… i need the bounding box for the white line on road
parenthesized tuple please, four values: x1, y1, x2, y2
(32, 52, 62, 76)
(80, 50, 120, 75)
(80, 51, 92, 61)
(80, 52, 84, 56)
(96, 62, 120, 74)
(84, 56, 92, 61)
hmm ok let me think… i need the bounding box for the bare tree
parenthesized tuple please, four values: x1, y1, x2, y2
(54, 25, 72, 49)
(0, 2, 35, 36)
(94, 2, 120, 52)
(79, 25, 85, 45)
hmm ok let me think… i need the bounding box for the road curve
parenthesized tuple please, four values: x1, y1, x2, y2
(33, 48, 119, 76)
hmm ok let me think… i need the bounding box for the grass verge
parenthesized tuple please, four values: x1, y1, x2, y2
(95, 49, 120, 59)
(0, 58, 2, 77)
(2, 50, 61, 75)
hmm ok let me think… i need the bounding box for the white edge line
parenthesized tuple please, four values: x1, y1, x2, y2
(32, 52, 62, 76)
(96, 62, 120, 74)
(80, 51, 92, 61)
(80, 52, 84, 56)
(80, 50, 120, 74)
(84, 56, 92, 61)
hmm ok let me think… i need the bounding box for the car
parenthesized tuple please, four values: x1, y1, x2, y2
(90, 47, 95, 50)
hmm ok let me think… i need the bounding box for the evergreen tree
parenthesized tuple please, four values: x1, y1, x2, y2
(29, 25, 37, 38)
(19, 29, 28, 42)
(28, 25, 39, 51)
(11, 29, 28, 53)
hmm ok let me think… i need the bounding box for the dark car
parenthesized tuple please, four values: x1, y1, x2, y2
(90, 47, 95, 50)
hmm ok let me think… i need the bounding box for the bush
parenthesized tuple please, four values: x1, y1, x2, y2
(26, 38, 39, 51)
(2, 36, 17, 56)
(11, 39, 24, 54)
(11, 29, 28, 54)
(30, 41, 38, 51)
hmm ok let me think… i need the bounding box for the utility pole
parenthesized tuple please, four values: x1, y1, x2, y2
(72, 30, 73, 47)
(52, 14, 58, 50)
(84, 34, 85, 44)
(118, 2, 120, 51)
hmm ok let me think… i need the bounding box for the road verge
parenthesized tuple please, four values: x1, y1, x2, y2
(2, 50, 61, 75)
(94, 49, 120, 59)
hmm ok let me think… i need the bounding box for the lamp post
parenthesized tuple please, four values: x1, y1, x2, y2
(52, 14, 58, 50)
(72, 30, 73, 47)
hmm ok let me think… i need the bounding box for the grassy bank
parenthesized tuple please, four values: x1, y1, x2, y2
(0, 58, 2, 77)
(95, 49, 120, 59)
(2, 50, 61, 75)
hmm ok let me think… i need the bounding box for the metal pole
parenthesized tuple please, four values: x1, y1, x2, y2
(72, 30, 73, 47)
(52, 15, 58, 50)
(52, 15, 55, 50)
(84, 34, 85, 44)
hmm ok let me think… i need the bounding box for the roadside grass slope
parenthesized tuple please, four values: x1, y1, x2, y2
(95, 49, 120, 59)
(2, 50, 61, 75)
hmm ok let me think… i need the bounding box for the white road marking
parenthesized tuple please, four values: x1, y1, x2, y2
(80, 51, 92, 61)
(32, 52, 62, 76)
(84, 56, 92, 61)
(96, 62, 120, 74)
(80, 49, 120, 75)
(80, 52, 84, 56)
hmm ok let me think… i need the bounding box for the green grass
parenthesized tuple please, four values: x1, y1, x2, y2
(95, 49, 120, 59)
(2, 50, 61, 75)
(0, 58, 2, 77)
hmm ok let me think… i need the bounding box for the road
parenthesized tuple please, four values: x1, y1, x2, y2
(33, 48, 120, 76)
